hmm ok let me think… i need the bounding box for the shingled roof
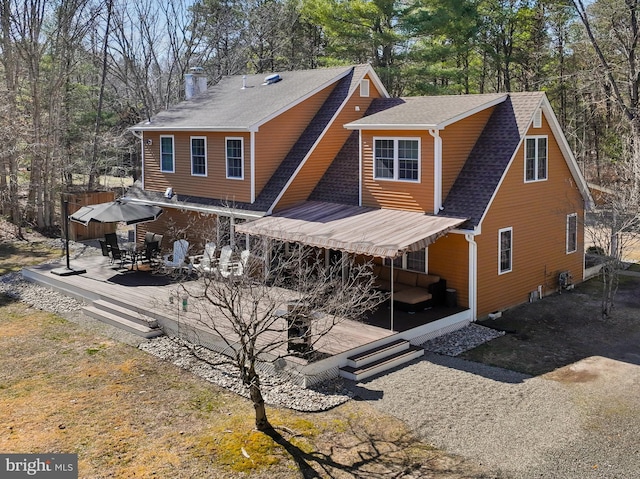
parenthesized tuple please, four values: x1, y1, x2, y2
(441, 92, 545, 229)
(131, 66, 357, 132)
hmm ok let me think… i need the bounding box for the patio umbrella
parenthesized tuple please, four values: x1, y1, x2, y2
(69, 199, 163, 226)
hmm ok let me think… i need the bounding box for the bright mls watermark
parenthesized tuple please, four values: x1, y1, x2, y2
(0, 454, 77, 478)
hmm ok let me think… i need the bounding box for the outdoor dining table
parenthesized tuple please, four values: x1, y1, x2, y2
(120, 242, 145, 270)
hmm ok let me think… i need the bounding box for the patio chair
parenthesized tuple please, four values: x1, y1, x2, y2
(104, 232, 119, 251)
(109, 245, 130, 269)
(161, 239, 190, 276)
(218, 247, 249, 278)
(192, 242, 217, 275)
(98, 239, 111, 259)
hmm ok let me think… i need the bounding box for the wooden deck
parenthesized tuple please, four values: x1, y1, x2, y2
(25, 255, 393, 356)
(24, 253, 472, 384)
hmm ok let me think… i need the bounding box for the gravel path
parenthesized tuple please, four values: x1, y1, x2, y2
(350, 353, 640, 478)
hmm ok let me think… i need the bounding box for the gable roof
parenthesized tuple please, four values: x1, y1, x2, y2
(131, 65, 387, 132)
(344, 93, 507, 130)
(442, 92, 592, 230)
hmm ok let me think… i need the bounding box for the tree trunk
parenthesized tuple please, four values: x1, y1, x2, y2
(247, 366, 271, 431)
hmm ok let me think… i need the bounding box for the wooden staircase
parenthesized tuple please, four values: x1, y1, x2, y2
(82, 299, 163, 339)
(339, 338, 424, 382)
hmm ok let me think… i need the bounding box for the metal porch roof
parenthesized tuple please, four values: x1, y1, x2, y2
(235, 201, 466, 258)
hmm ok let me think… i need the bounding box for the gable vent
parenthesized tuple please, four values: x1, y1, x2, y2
(533, 108, 542, 128)
(262, 73, 282, 85)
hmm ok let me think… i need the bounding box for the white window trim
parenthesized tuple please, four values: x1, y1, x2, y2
(190, 136, 207, 177)
(385, 248, 428, 272)
(498, 227, 513, 275)
(524, 135, 548, 183)
(373, 136, 421, 183)
(566, 213, 578, 254)
(160, 135, 175, 173)
(225, 136, 244, 180)
(360, 79, 370, 97)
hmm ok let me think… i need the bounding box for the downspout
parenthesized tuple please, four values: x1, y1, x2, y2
(428, 129, 443, 214)
(465, 233, 478, 321)
(140, 133, 145, 188)
(250, 130, 256, 203)
(358, 129, 363, 206)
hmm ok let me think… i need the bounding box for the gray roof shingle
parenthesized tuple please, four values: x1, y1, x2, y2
(441, 92, 545, 229)
(346, 93, 507, 128)
(132, 66, 355, 131)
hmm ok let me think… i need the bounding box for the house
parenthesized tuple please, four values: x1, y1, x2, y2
(128, 64, 592, 326)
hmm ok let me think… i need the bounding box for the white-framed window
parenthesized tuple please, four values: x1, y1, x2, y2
(384, 248, 428, 272)
(406, 249, 427, 272)
(226, 137, 244, 179)
(566, 213, 578, 253)
(360, 79, 370, 97)
(524, 136, 547, 182)
(499, 227, 513, 274)
(160, 135, 174, 172)
(374, 137, 420, 182)
(191, 136, 207, 176)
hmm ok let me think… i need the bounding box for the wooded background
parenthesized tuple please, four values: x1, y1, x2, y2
(0, 0, 638, 231)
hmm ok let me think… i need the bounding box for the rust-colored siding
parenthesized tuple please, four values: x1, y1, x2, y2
(253, 83, 336, 199)
(441, 107, 494, 199)
(428, 233, 470, 308)
(136, 208, 218, 255)
(474, 114, 585, 317)
(143, 132, 251, 203)
(361, 130, 435, 212)
(274, 74, 381, 211)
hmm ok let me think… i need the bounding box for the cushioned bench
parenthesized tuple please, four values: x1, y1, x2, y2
(373, 264, 446, 311)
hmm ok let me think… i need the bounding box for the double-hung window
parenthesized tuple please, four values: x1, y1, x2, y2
(499, 227, 513, 274)
(160, 136, 174, 172)
(374, 138, 420, 181)
(226, 137, 243, 179)
(191, 136, 207, 176)
(566, 213, 577, 253)
(525, 136, 547, 182)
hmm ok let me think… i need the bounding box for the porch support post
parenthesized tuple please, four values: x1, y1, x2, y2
(390, 260, 394, 332)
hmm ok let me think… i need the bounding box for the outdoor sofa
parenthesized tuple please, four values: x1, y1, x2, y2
(373, 264, 446, 312)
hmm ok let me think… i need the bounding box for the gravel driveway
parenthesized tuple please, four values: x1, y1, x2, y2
(350, 352, 640, 478)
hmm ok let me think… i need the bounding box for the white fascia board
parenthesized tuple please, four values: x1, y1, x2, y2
(540, 96, 594, 209)
(251, 68, 354, 131)
(124, 197, 266, 220)
(361, 64, 391, 99)
(344, 123, 439, 130)
(128, 126, 254, 133)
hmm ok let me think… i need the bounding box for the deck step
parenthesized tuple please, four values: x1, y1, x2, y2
(346, 338, 409, 368)
(340, 345, 424, 382)
(82, 305, 163, 339)
(92, 299, 158, 328)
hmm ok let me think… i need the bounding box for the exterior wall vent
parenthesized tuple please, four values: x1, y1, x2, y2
(262, 73, 282, 85)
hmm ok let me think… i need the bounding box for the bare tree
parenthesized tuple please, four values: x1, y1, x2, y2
(586, 144, 640, 317)
(173, 239, 386, 431)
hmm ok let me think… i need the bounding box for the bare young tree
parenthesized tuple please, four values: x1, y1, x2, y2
(172, 238, 386, 431)
(586, 144, 640, 317)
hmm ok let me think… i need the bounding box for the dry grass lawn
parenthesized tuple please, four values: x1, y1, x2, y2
(0, 294, 488, 478)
